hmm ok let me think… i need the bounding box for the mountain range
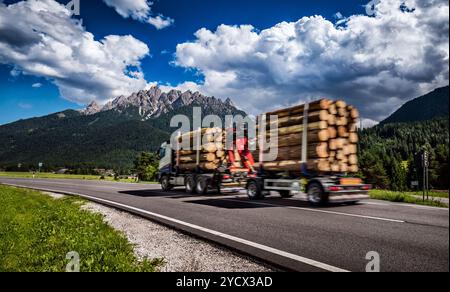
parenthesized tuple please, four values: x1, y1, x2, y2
(0, 85, 448, 171)
(0, 87, 244, 170)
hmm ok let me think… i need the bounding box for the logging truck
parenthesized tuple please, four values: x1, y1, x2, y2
(158, 99, 371, 205)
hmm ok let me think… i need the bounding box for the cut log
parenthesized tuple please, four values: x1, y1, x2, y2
(338, 126, 349, 138)
(266, 121, 328, 136)
(263, 143, 329, 159)
(178, 162, 219, 171)
(262, 130, 330, 149)
(328, 103, 337, 115)
(179, 153, 217, 163)
(348, 106, 360, 119)
(265, 99, 331, 118)
(338, 108, 349, 118)
(348, 123, 358, 133)
(347, 144, 358, 154)
(335, 100, 347, 108)
(327, 114, 336, 126)
(348, 154, 358, 165)
(328, 127, 337, 139)
(262, 159, 331, 172)
(265, 110, 329, 128)
(340, 163, 349, 172)
(329, 139, 338, 150)
(348, 165, 359, 173)
(349, 132, 359, 143)
(336, 117, 348, 126)
(203, 143, 224, 153)
(331, 163, 340, 172)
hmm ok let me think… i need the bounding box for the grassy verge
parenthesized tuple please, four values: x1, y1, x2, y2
(0, 185, 164, 272)
(369, 190, 448, 208)
(0, 172, 157, 184)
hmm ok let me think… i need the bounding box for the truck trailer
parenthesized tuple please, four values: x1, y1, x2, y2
(158, 99, 370, 205)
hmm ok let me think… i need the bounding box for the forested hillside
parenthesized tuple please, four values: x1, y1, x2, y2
(359, 118, 449, 190)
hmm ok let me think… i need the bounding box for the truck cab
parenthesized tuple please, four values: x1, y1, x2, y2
(158, 142, 172, 175)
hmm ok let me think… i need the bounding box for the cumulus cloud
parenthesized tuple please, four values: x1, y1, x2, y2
(147, 14, 174, 30)
(0, 0, 151, 104)
(103, 0, 174, 29)
(174, 0, 449, 121)
(31, 83, 42, 88)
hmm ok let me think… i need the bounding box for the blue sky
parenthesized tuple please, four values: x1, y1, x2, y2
(0, 0, 448, 125)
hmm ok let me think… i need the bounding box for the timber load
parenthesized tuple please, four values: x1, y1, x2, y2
(176, 127, 226, 171)
(256, 99, 360, 173)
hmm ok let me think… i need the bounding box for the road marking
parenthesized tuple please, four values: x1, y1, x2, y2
(361, 201, 449, 211)
(1, 182, 349, 272)
(222, 198, 405, 223)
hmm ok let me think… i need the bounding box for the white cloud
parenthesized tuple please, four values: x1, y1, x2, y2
(174, 0, 449, 121)
(32, 82, 42, 88)
(147, 15, 174, 30)
(0, 0, 151, 104)
(103, 0, 174, 29)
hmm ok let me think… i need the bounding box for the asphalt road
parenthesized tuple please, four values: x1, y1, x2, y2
(1, 178, 448, 272)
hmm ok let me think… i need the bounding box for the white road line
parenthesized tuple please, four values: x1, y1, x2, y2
(223, 199, 405, 223)
(1, 183, 349, 272)
(361, 201, 449, 211)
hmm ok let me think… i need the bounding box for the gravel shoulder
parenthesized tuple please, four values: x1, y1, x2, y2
(45, 191, 274, 272)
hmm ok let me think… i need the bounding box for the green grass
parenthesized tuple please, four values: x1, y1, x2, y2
(0, 172, 157, 184)
(369, 190, 448, 208)
(0, 185, 164, 272)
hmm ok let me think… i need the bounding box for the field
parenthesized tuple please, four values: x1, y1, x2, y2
(0, 185, 163, 272)
(0, 172, 157, 184)
(369, 190, 448, 208)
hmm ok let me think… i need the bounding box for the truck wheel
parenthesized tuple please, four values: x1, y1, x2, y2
(307, 182, 327, 205)
(247, 181, 264, 200)
(161, 176, 173, 191)
(196, 177, 209, 195)
(185, 176, 197, 194)
(279, 191, 294, 198)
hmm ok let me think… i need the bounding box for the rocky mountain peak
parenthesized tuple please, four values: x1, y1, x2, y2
(80, 101, 101, 115)
(79, 86, 240, 119)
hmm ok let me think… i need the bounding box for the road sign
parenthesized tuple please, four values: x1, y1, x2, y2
(423, 151, 429, 168)
(411, 181, 419, 187)
(38, 162, 43, 168)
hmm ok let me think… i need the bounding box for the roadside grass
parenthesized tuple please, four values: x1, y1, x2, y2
(0, 172, 158, 184)
(0, 185, 164, 272)
(369, 190, 448, 208)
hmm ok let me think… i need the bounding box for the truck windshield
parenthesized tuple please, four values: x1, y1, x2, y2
(159, 147, 166, 158)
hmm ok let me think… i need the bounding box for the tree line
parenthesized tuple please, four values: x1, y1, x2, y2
(358, 118, 449, 190)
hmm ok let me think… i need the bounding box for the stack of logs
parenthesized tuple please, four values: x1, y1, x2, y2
(256, 99, 360, 173)
(176, 127, 226, 171)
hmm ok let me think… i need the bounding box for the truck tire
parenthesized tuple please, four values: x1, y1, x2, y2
(196, 176, 209, 195)
(185, 176, 197, 194)
(161, 175, 173, 191)
(307, 182, 328, 205)
(247, 180, 264, 200)
(279, 190, 294, 198)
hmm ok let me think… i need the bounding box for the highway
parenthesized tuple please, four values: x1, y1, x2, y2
(0, 178, 448, 272)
